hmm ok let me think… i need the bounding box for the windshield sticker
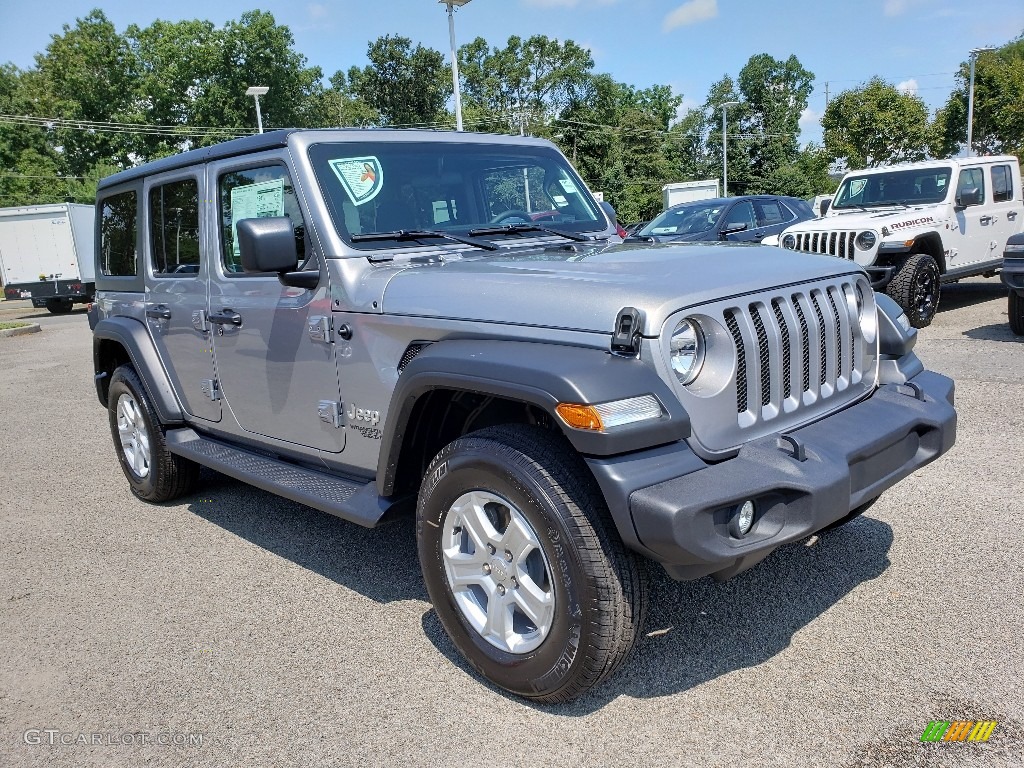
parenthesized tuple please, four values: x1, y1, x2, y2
(230, 178, 285, 259)
(329, 156, 384, 207)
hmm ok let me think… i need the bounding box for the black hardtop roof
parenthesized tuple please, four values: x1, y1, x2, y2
(96, 127, 556, 191)
(97, 130, 298, 190)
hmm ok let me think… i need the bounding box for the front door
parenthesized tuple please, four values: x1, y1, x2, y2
(949, 166, 989, 270)
(144, 171, 221, 422)
(207, 158, 345, 454)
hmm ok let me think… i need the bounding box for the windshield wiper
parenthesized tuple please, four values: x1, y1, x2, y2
(468, 223, 590, 242)
(350, 229, 499, 251)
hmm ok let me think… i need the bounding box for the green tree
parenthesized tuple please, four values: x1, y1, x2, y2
(822, 77, 932, 168)
(459, 35, 593, 135)
(737, 54, 813, 193)
(349, 35, 451, 127)
(932, 32, 1024, 157)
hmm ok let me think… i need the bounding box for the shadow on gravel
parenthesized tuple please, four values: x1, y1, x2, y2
(962, 323, 1021, 343)
(937, 279, 1007, 312)
(187, 469, 426, 605)
(424, 515, 893, 713)
(186, 468, 892, 713)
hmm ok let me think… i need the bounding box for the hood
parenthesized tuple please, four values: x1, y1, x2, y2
(381, 242, 863, 336)
(787, 202, 946, 233)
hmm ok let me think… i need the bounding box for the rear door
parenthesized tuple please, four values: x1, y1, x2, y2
(144, 170, 221, 423)
(988, 162, 1020, 256)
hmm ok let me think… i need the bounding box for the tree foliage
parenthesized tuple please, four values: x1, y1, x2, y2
(933, 32, 1024, 157)
(822, 77, 932, 168)
(347, 35, 451, 127)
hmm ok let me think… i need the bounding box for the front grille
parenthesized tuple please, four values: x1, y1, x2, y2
(793, 230, 858, 259)
(721, 278, 868, 433)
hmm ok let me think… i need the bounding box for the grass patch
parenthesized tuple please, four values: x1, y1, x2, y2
(0, 321, 30, 330)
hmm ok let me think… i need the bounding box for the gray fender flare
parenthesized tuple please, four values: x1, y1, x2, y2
(376, 339, 690, 496)
(93, 316, 184, 424)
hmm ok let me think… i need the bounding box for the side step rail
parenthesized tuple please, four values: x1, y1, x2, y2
(165, 428, 398, 527)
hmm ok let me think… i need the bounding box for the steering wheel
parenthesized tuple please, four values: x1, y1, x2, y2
(490, 210, 534, 225)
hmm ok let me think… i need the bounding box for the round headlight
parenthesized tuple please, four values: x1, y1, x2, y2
(670, 318, 705, 385)
(782, 234, 796, 249)
(856, 230, 877, 250)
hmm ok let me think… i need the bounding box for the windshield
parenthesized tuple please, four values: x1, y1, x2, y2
(307, 141, 605, 250)
(833, 167, 952, 209)
(638, 200, 727, 237)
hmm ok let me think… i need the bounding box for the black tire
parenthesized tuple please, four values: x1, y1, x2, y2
(107, 364, 199, 502)
(885, 253, 940, 328)
(1010, 290, 1024, 336)
(45, 298, 73, 314)
(416, 424, 648, 703)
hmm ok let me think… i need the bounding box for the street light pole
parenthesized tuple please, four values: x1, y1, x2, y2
(245, 86, 269, 134)
(721, 101, 739, 197)
(966, 46, 995, 157)
(440, 0, 473, 132)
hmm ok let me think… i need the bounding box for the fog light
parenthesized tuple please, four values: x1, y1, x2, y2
(730, 500, 756, 538)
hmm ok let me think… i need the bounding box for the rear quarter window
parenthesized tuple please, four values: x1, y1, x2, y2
(99, 190, 138, 277)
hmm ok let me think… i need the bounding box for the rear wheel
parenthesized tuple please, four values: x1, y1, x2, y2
(886, 253, 940, 328)
(416, 424, 648, 703)
(107, 365, 199, 502)
(1009, 290, 1024, 336)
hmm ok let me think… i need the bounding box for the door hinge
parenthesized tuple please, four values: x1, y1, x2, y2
(318, 400, 344, 428)
(200, 379, 221, 401)
(308, 315, 332, 343)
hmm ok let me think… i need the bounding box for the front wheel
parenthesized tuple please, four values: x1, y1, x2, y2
(886, 253, 940, 328)
(1009, 290, 1024, 336)
(416, 425, 648, 703)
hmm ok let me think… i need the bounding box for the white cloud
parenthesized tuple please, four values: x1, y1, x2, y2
(883, 0, 930, 16)
(523, 0, 618, 7)
(307, 3, 329, 20)
(896, 78, 919, 95)
(662, 0, 718, 32)
(799, 107, 822, 132)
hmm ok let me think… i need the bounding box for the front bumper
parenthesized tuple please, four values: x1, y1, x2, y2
(590, 370, 955, 581)
(1002, 256, 1024, 295)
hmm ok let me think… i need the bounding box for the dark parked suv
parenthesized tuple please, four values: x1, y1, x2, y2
(89, 129, 956, 703)
(626, 195, 814, 244)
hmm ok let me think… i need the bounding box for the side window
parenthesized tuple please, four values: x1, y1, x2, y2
(724, 201, 756, 229)
(99, 191, 138, 277)
(956, 168, 985, 206)
(992, 165, 1013, 203)
(756, 200, 788, 226)
(219, 165, 306, 273)
(150, 178, 200, 275)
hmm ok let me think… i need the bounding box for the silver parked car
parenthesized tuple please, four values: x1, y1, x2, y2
(90, 129, 956, 703)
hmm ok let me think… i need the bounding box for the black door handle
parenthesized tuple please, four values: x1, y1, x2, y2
(208, 309, 242, 326)
(146, 305, 171, 320)
(979, 215, 992, 225)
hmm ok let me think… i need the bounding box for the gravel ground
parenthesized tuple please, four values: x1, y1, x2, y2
(0, 279, 1021, 768)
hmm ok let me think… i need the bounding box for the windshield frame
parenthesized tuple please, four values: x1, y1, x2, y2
(306, 139, 606, 252)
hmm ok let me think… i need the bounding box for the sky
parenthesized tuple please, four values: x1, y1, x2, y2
(0, 0, 1021, 146)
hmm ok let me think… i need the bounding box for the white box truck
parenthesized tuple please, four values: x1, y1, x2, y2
(0, 203, 96, 313)
(662, 179, 719, 209)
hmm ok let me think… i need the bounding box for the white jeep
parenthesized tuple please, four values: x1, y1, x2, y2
(777, 156, 1023, 327)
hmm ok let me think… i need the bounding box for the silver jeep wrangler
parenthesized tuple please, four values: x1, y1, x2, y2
(90, 129, 956, 703)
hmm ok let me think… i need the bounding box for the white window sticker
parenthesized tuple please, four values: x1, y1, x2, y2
(558, 178, 579, 194)
(230, 178, 285, 259)
(329, 156, 384, 207)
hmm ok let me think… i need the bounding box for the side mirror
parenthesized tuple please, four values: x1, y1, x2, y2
(955, 188, 982, 209)
(819, 199, 831, 216)
(719, 222, 748, 239)
(237, 216, 299, 274)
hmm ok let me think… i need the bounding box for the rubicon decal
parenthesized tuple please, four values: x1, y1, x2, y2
(890, 216, 935, 231)
(920, 720, 997, 742)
